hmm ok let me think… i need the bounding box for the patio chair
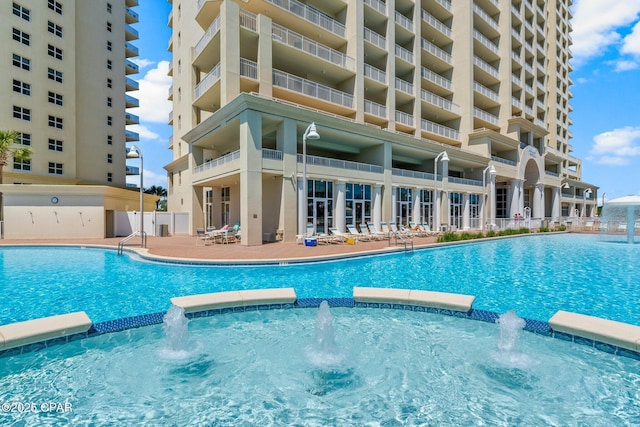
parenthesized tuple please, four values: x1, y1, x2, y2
(347, 225, 371, 241)
(360, 223, 383, 240)
(195, 228, 212, 246)
(328, 227, 348, 244)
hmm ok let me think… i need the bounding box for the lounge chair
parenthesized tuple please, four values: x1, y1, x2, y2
(368, 222, 389, 240)
(360, 223, 383, 240)
(195, 228, 212, 246)
(328, 227, 349, 244)
(347, 225, 371, 241)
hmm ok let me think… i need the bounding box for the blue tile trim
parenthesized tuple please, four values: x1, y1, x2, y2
(551, 330, 640, 360)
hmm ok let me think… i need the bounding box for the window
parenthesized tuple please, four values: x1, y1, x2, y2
(13, 2, 30, 21)
(48, 91, 63, 106)
(107, 59, 112, 70)
(48, 115, 63, 129)
(107, 40, 112, 51)
(107, 78, 112, 88)
(107, 135, 113, 145)
(12, 53, 30, 71)
(107, 97, 112, 107)
(13, 79, 30, 96)
(106, 22, 112, 32)
(107, 2, 112, 13)
(18, 132, 31, 146)
(48, 44, 63, 60)
(47, 67, 63, 83)
(48, 162, 63, 175)
(12, 28, 30, 46)
(13, 106, 31, 121)
(107, 172, 113, 182)
(47, 21, 63, 37)
(107, 116, 113, 126)
(48, 0, 62, 14)
(14, 159, 31, 171)
(107, 154, 113, 164)
(48, 138, 63, 152)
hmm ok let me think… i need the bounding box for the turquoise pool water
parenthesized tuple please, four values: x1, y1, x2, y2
(1, 307, 639, 425)
(1, 234, 639, 326)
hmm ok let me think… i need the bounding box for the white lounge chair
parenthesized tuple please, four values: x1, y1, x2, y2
(360, 223, 383, 240)
(195, 228, 212, 246)
(347, 225, 371, 241)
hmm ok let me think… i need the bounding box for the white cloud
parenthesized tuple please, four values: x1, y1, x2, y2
(621, 21, 640, 55)
(570, 0, 640, 66)
(127, 124, 159, 140)
(130, 58, 155, 69)
(588, 126, 640, 165)
(132, 61, 172, 124)
(612, 59, 640, 72)
(127, 168, 167, 189)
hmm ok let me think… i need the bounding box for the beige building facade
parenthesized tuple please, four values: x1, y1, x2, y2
(1, 0, 140, 186)
(166, 0, 598, 245)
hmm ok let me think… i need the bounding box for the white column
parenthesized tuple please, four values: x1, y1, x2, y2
(373, 183, 382, 231)
(391, 186, 398, 224)
(533, 184, 544, 219)
(335, 180, 347, 232)
(551, 187, 561, 220)
(434, 186, 441, 231)
(462, 193, 470, 230)
(509, 179, 523, 218)
(412, 187, 421, 225)
(297, 177, 305, 235)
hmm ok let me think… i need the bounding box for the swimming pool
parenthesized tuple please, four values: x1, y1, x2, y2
(1, 234, 639, 326)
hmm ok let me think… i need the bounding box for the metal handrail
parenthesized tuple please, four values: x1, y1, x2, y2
(117, 231, 146, 255)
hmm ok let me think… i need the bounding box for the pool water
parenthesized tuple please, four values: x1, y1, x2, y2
(1, 307, 639, 425)
(1, 234, 639, 325)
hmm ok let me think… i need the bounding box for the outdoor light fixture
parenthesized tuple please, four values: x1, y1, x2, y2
(126, 145, 145, 247)
(301, 123, 320, 235)
(433, 151, 449, 232)
(482, 164, 497, 230)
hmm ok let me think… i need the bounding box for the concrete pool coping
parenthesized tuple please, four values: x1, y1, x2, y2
(1, 287, 640, 361)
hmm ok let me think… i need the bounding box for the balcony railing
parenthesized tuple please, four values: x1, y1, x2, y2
(125, 94, 139, 107)
(393, 168, 435, 181)
(364, 99, 386, 118)
(434, 0, 452, 12)
(125, 42, 139, 56)
(364, 0, 386, 14)
(449, 177, 483, 187)
(266, 0, 345, 38)
(273, 69, 354, 108)
(125, 112, 139, 124)
(194, 150, 241, 174)
(125, 77, 139, 91)
(240, 58, 258, 79)
(421, 39, 452, 64)
(395, 110, 414, 127)
(473, 56, 499, 78)
(395, 11, 413, 32)
(395, 44, 413, 63)
(125, 24, 139, 39)
(472, 4, 499, 32)
(262, 148, 283, 161)
(473, 29, 499, 55)
(364, 63, 386, 84)
(126, 7, 139, 22)
(421, 119, 461, 141)
(194, 15, 221, 59)
(297, 154, 383, 174)
(421, 9, 451, 38)
(239, 9, 257, 31)
(194, 63, 221, 99)
(125, 60, 139, 74)
(421, 90, 460, 114)
(395, 77, 413, 94)
(491, 155, 516, 166)
(473, 107, 499, 125)
(473, 82, 499, 102)
(364, 27, 386, 49)
(125, 130, 139, 141)
(272, 23, 354, 69)
(421, 67, 452, 90)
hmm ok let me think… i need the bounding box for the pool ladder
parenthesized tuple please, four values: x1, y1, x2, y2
(389, 232, 414, 253)
(117, 231, 147, 255)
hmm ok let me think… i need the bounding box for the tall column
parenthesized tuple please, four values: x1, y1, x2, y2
(278, 118, 297, 242)
(412, 187, 422, 225)
(533, 184, 544, 219)
(391, 186, 398, 224)
(335, 180, 347, 232)
(489, 173, 496, 228)
(373, 183, 382, 231)
(297, 177, 305, 236)
(462, 193, 470, 230)
(551, 187, 561, 220)
(239, 109, 262, 245)
(509, 179, 523, 218)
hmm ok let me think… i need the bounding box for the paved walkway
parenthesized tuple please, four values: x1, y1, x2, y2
(0, 234, 440, 263)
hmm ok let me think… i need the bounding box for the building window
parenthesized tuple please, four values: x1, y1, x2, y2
(47, 21, 63, 37)
(18, 132, 31, 146)
(48, 91, 63, 106)
(13, 106, 31, 121)
(107, 59, 112, 70)
(48, 115, 63, 129)
(14, 159, 31, 171)
(12, 53, 30, 71)
(48, 44, 63, 60)
(107, 116, 113, 126)
(107, 172, 113, 182)
(106, 2, 112, 13)
(12, 28, 30, 46)
(106, 22, 112, 32)
(12, 2, 30, 21)
(12, 79, 31, 96)
(48, 0, 63, 14)
(107, 135, 113, 145)
(107, 97, 112, 107)
(47, 67, 63, 83)
(48, 138, 63, 152)
(107, 78, 112, 88)
(48, 162, 63, 175)
(107, 40, 112, 51)
(107, 154, 113, 164)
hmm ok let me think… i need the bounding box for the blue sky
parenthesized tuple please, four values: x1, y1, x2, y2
(129, 0, 640, 201)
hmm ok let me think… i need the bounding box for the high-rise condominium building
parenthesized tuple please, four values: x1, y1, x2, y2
(1, 0, 140, 186)
(167, 0, 597, 245)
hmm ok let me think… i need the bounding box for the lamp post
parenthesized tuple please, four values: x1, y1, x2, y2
(584, 188, 592, 218)
(433, 151, 449, 232)
(126, 145, 145, 247)
(482, 164, 497, 231)
(301, 123, 320, 235)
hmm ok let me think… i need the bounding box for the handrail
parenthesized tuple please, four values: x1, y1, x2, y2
(117, 231, 146, 255)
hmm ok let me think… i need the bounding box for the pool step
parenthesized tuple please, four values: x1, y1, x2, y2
(171, 288, 297, 313)
(353, 287, 475, 312)
(0, 312, 92, 351)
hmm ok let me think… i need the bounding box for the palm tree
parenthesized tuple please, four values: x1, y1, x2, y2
(1, 130, 33, 221)
(144, 185, 168, 211)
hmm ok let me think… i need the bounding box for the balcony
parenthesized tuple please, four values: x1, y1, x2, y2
(364, 0, 386, 15)
(194, 150, 240, 174)
(421, 90, 460, 114)
(272, 69, 354, 109)
(395, 77, 413, 95)
(194, 63, 221, 100)
(125, 112, 139, 125)
(126, 165, 139, 175)
(395, 11, 413, 32)
(473, 55, 499, 79)
(125, 24, 139, 41)
(265, 0, 346, 38)
(240, 58, 258, 79)
(125, 130, 139, 141)
(473, 29, 499, 56)
(125, 42, 138, 58)
(395, 110, 414, 127)
(473, 107, 499, 126)
(473, 4, 499, 33)
(126, 0, 138, 6)
(125, 7, 139, 24)
(421, 67, 452, 91)
(421, 9, 452, 39)
(473, 81, 499, 103)
(297, 154, 383, 174)
(168, 84, 173, 100)
(393, 168, 435, 181)
(125, 59, 139, 75)
(125, 94, 139, 108)
(193, 15, 221, 64)
(125, 77, 139, 92)
(168, 110, 173, 125)
(364, 99, 387, 119)
(364, 27, 386, 50)
(421, 39, 452, 65)
(421, 119, 461, 141)
(364, 63, 386, 85)
(395, 44, 413, 64)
